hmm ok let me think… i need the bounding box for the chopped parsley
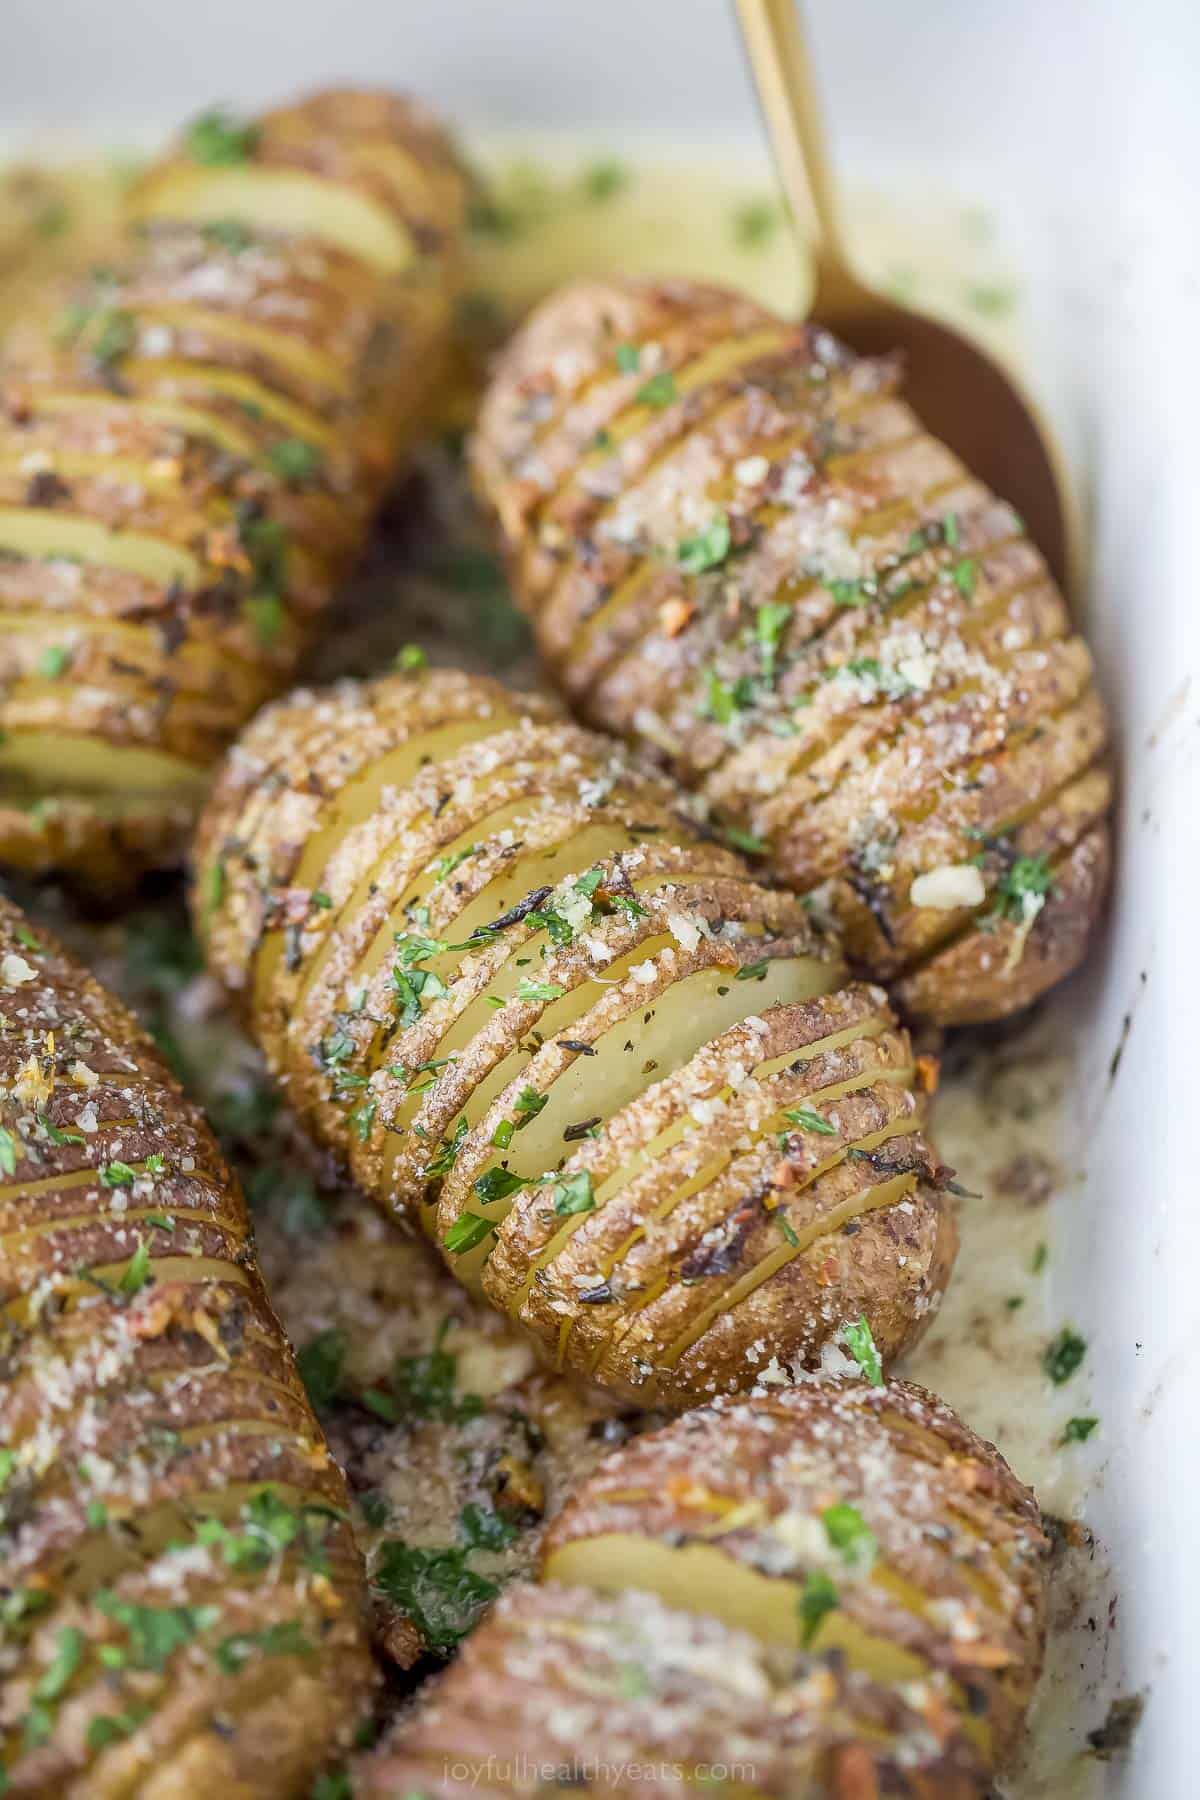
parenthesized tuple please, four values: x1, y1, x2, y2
(99, 1161, 136, 1188)
(425, 1116, 469, 1180)
(474, 1166, 530, 1204)
(984, 854, 1055, 927)
(373, 1540, 500, 1653)
(677, 514, 731, 575)
(297, 1328, 347, 1411)
(822, 1502, 877, 1567)
(755, 600, 791, 680)
(36, 645, 71, 679)
(443, 1211, 498, 1255)
(1043, 1328, 1087, 1386)
(268, 438, 322, 482)
(733, 199, 778, 247)
(840, 1314, 884, 1387)
(635, 370, 676, 408)
(516, 977, 565, 1003)
(396, 642, 428, 672)
(95, 1593, 220, 1671)
(0, 1128, 18, 1177)
(186, 108, 260, 166)
(214, 1620, 313, 1675)
(1061, 1416, 1099, 1444)
(798, 1570, 838, 1645)
(116, 1237, 152, 1295)
(581, 159, 629, 202)
(38, 1114, 84, 1147)
(550, 1170, 595, 1217)
(785, 1106, 838, 1136)
(203, 217, 254, 253)
(615, 343, 640, 373)
(736, 959, 769, 982)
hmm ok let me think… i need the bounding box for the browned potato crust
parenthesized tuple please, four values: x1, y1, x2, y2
(469, 276, 1113, 1026)
(0, 895, 375, 1793)
(196, 666, 956, 1407)
(362, 1379, 1047, 1797)
(0, 87, 467, 887)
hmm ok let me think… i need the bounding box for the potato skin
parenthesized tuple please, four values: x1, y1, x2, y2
(469, 276, 1113, 1026)
(0, 87, 466, 887)
(0, 896, 375, 1794)
(541, 1379, 1048, 1767)
(197, 666, 956, 1408)
(362, 1378, 1046, 1797)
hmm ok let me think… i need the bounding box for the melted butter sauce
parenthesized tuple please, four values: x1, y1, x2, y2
(1, 134, 1108, 1796)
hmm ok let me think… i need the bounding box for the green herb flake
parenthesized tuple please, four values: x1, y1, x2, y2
(215, 1620, 312, 1675)
(551, 1170, 595, 1218)
(396, 643, 428, 673)
(116, 1237, 152, 1295)
(677, 514, 731, 575)
(458, 1502, 518, 1552)
(297, 1328, 347, 1411)
(95, 1593, 220, 1671)
(186, 108, 260, 166)
(784, 1106, 838, 1137)
(635, 370, 676, 408)
(443, 1211, 498, 1255)
(736, 959, 769, 982)
(203, 216, 254, 253)
(821, 1502, 877, 1567)
(100, 1161, 137, 1189)
(516, 978, 565, 1003)
(244, 591, 285, 648)
(1043, 1328, 1087, 1386)
(840, 1314, 884, 1387)
(268, 439, 322, 482)
(373, 1539, 499, 1653)
(36, 645, 71, 679)
(0, 1127, 18, 1177)
(733, 199, 779, 248)
(36, 1626, 84, 1702)
(615, 343, 641, 373)
(1061, 1415, 1099, 1444)
(951, 557, 977, 599)
(474, 1166, 530, 1204)
(798, 1570, 838, 1645)
(581, 159, 629, 203)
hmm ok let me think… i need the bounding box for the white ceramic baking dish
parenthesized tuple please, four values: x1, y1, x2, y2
(2, 2, 1195, 1793)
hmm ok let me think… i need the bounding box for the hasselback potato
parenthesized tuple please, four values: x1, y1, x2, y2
(196, 666, 956, 1406)
(0, 895, 375, 1794)
(0, 88, 466, 886)
(469, 277, 1112, 1025)
(363, 1379, 1049, 1799)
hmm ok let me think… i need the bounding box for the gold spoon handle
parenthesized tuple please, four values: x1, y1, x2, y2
(734, 0, 864, 310)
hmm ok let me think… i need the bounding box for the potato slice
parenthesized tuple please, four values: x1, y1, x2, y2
(470, 274, 1113, 1025)
(198, 669, 955, 1407)
(0, 895, 375, 1792)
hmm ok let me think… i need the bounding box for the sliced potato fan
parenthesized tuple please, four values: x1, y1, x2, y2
(197, 666, 957, 1406)
(0, 87, 467, 886)
(469, 275, 1113, 1026)
(363, 1379, 1049, 1798)
(0, 896, 375, 1796)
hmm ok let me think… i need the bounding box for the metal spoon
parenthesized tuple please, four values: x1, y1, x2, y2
(736, 0, 1084, 598)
